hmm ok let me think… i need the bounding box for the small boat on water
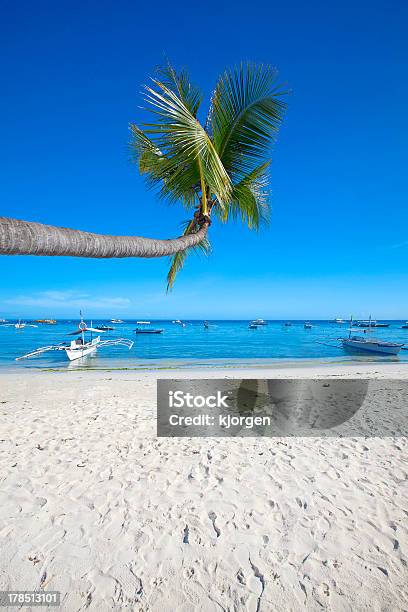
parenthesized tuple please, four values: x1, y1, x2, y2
(1, 319, 38, 330)
(340, 317, 403, 356)
(95, 324, 114, 331)
(284, 322, 292, 327)
(330, 318, 345, 324)
(304, 322, 312, 329)
(111, 319, 124, 324)
(252, 319, 268, 326)
(249, 323, 258, 329)
(35, 319, 57, 324)
(0, 318, 7, 323)
(341, 336, 403, 355)
(134, 328, 163, 334)
(354, 320, 390, 328)
(17, 314, 133, 362)
(204, 320, 209, 329)
(137, 321, 151, 325)
(401, 322, 408, 329)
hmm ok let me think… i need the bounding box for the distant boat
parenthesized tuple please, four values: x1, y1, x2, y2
(204, 320, 209, 329)
(134, 328, 163, 334)
(0, 318, 8, 323)
(111, 319, 124, 324)
(95, 324, 114, 331)
(252, 319, 268, 326)
(354, 320, 390, 328)
(284, 322, 292, 327)
(304, 322, 312, 329)
(35, 319, 57, 324)
(249, 323, 258, 329)
(1, 319, 38, 330)
(340, 317, 403, 355)
(330, 318, 345, 324)
(401, 322, 408, 329)
(137, 321, 151, 325)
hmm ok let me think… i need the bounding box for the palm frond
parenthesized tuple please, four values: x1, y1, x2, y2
(129, 125, 164, 175)
(155, 63, 202, 117)
(167, 219, 211, 291)
(210, 63, 287, 180)
(129, 123, 199, 208)
(142, 78, 232, 207)
(215, 161, 271, 230)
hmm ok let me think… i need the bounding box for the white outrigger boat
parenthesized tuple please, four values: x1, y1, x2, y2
(16, 315, 133, 362)
(1, 319, 38, 330)
(340, 316, 403, 356)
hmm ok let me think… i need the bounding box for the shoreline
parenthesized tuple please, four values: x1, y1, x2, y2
(1, 359, 407, 378)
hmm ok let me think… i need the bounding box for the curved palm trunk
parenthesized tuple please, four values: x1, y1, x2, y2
(0, 217, 209, 258)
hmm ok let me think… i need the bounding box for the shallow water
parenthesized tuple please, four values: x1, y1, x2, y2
(1, 319, 407, 370)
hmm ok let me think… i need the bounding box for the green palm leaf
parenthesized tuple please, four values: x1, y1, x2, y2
(167, 219, 211, 291)
(130, 124, 199, 208)
(215, 161, 271, 230)
(210, 63, 287, 180)
(142, 78, 232, 208)
(155, 63, 202, 117)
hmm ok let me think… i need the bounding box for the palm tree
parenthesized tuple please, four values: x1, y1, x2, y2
(0, 63, 286, 289)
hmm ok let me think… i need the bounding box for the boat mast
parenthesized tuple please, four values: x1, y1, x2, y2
(79, 310, 85, 345)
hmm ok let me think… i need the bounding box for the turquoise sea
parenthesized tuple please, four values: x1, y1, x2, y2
(1, 320, 408, 370)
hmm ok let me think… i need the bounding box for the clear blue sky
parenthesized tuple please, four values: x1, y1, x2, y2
(1, 0, 407, 319)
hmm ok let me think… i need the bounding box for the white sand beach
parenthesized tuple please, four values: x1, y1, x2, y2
(0, 363, 407, 611)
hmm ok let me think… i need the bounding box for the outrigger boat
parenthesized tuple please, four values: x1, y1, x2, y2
(354, 320, 390, 328)
(16, 315, 134, 362)
(340, 316, 403, 356)
(1, 319, 38, 330)
(134, 328, 163, 334)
